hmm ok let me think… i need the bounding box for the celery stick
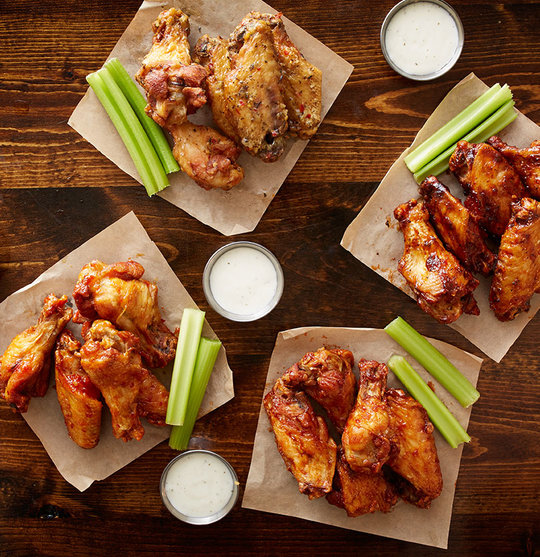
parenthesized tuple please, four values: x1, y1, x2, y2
(385, 317, 479, 407)
(104, 58, 180, 175)
(405, 83, 513, 173)
(388, 355, 471, 448)
(169, 337, 222, 450)
(166, 308, 206, 426)
(413, 99, 517, 182)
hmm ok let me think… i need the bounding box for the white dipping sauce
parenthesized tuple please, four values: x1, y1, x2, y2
(164, 452, 235, 518)
(384, 2, 459, 76)
(209, 246, 278, 316)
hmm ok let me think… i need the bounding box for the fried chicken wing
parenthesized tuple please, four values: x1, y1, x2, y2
(420, 176, 496, 276)
(0, 294, 72, 413)
(137, 369, 169, 426)
(488, 136, 540, 198)
(386, 388, 443, 508)
(55, 330, 102, 449)
(394, 199, 480, 323)
(264, 377, 337, 499)
(489, 197, 540, 321)
(342, 360, 390, 473)
(449, 140, 527, 236)
(281, 347, 357, 431)
(73, 260, 177, 368)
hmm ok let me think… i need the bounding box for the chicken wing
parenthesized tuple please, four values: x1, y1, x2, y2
(281, 347, 357, 431)
(488, 136, 540, 199)
(137, 370, 169, 427)
(264, 377, 337, 499)
(449, 140, 527, 236)
(386, 388, 443, 508)
(394, 199, 480, 324)
(420, 176, 495, 276)
(73, 260, 177, 368)
(342, 360, 390, 473)
(55, 330, 102, 449)
(0, 294, 72, 413)
(489, 197, 540, 321)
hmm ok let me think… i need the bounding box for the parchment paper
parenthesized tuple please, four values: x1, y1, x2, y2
(68, 0, 353, 236)
(341, 74, 540, 362)
(0, 211, 234, 491)
(243, 327, 483, 549)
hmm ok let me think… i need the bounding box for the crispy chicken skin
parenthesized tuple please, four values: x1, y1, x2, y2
(264, 377, 337, 499)
(342, 360, 391, 473)
(136, 369, 169, 426)
(449, 141, 527, 236)
(281, 347, 357, 431)
(73, 260, 177, 369)
(0, 294, 72, 413)
(420, 176, 496, 276)
(55, 330, 102, 449)
(386, 388, 443, 508)
(489, 197, 540, 321)
(488, 136, 540, 199)
(394, 199, 480, 324)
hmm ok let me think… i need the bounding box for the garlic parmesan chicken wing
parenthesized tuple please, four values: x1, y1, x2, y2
(449, 140, 527, 236)
(0, 294, 72, 413)
(420, 176, 495, 276)
(488, 136, 540, 199)
(386, 388, 443, 508)
(73, 260, 177, 369)
(394, 199, 479, 324)
(55, 330, 102, 449)
(489, 197, 540, 321)
(264, 377, 337, 499)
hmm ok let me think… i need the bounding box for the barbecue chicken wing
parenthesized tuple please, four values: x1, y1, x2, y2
(281, 347, 357, 431)
(55, 330, 102, 449)
(386, 388, 443, 508)
(420, 176, 495, 276)
(488, 136, 540, 198)
(489, 197, 540, 321)
(394, 199, 479, 324)
(449, 140, 527, 236)
(264, 377, 337, 499)
(0, 294, 72, 413)
(342, 360, 391, 473)
(73, 260, 177, 368)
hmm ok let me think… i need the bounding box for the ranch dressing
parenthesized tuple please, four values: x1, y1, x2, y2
(384, 1, 459, 76)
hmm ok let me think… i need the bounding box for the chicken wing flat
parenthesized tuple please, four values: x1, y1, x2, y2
(489, 197, 540, 321)
(55, 330, 102, 449)
(449, 140, 527, 236)
(327, 448, 398, 516)
(0, 294, 72, 413)
(488, 136, 540, 198)
(264, 377, 337, 499)
(395, 199, 479, 324)
(281, 347, 357, 431)
(386, 388, 443, 508)
(420, 176, 495, 276)
(342, 360, 390, 473)
(137, 370, 169, 427)
(73, 260, 176, 368)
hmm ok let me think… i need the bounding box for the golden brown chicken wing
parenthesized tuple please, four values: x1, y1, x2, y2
(281, 347, 357, 431)
(55, 330, 102, 449)
(137, 370, 169, 427)
(488, 136, 540, 199)
(489, 197, 540, 321)
(449, 140, 527, 236)
(385, 388, 443, 508)
(0, 294, 72, 413)
(264, 377, 337, 499)
(342, 360, 390, 473)
(394, 199, 480, 323)
(73, 260, 176, 368)
(420, 176, 495, 276)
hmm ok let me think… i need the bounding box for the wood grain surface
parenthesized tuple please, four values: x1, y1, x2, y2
(0, 1, 539, 555)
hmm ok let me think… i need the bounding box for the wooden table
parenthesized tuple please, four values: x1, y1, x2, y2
(1, 1, 539, 555)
